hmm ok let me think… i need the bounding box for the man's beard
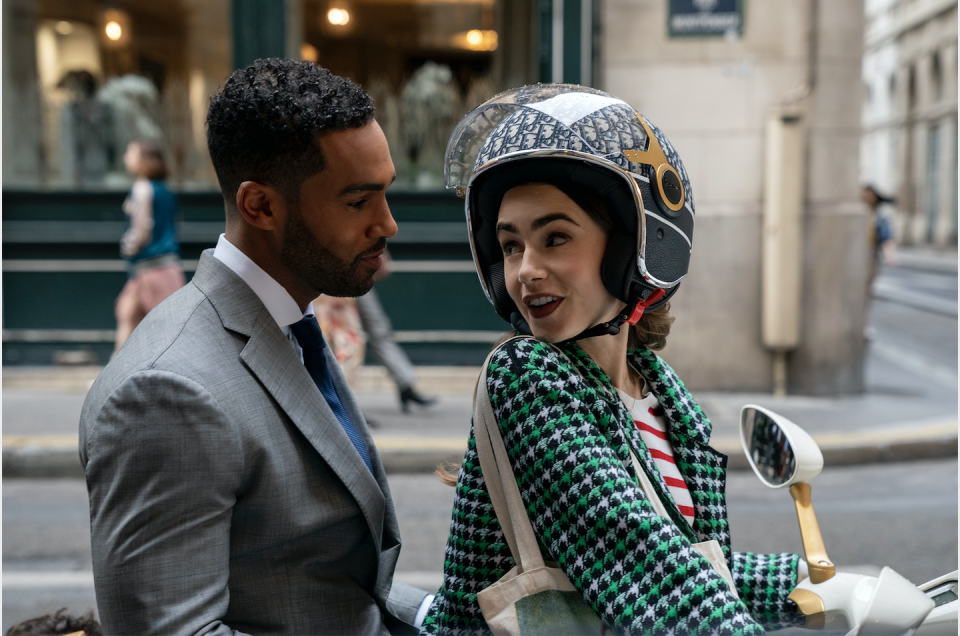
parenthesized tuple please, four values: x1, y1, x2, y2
(279, 204, 384, 298)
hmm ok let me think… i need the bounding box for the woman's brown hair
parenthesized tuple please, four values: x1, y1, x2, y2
(435, 181, 674, 485)
(133, 139, 168, 180)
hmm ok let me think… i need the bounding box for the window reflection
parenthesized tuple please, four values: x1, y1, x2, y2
(2, 0, 535, 192)
(303, 0, 534, 190)
(3, 0, 230, 190)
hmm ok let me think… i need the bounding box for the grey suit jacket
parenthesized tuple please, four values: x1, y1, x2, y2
(79, 251, 428, 635)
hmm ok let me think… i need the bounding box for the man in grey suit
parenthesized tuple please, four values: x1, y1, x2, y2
(79, 59, 431, 635)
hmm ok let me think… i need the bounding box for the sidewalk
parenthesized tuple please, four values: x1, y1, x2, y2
(894, 246, 958, 275)
(4, 337, 956, 478)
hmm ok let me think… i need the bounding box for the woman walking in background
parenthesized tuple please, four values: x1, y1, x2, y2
(114, 139, 184, 352)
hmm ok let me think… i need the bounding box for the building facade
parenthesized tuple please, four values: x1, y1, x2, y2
(4, 0, 875, 394)
(861, 0, 958, 247)
(604, 0, 870, 393)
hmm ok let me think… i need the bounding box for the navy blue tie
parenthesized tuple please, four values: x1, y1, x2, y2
(289, 316, 373, 473)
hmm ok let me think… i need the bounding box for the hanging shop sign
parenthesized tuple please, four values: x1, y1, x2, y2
(668, 0, 743, 38)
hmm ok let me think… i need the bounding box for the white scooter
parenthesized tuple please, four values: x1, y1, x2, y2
(739, 405, 958, 635)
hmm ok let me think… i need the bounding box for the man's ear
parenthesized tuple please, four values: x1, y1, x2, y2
(236, 181, 288, 232)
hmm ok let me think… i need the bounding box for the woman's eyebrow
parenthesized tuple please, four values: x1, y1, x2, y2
(496, 212, 580, 234)
(532, 212, 579, 230)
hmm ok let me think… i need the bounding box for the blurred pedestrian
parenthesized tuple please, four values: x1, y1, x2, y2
(863, 184, 898, 283)
(4, 608, 101, 636)
(312, 294, 366, 387)
(113, 139, 185, 352)
(360, 253, 437, 412)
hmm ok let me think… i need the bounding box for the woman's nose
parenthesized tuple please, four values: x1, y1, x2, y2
(517, 248, 546, 284)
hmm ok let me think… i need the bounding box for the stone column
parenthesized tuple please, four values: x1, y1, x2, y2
(2, 0, 44, 187)
(788, 0, 868, 394)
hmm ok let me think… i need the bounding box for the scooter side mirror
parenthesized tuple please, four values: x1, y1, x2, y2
(740, 405, 824, 489)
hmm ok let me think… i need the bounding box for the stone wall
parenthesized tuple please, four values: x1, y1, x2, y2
(602, 0, 868, 393)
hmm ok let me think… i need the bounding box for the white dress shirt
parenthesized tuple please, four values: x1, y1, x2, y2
(211, 234, 434, 626)
(212, 234, 313, 362)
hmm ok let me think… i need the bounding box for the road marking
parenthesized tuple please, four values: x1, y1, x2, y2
(394, 571, 444, 591)
(0, 570, 447, 592)
(3, 435, 79, 448)
(373, 437, 466, 451)
(870, 340, 959, 388)
(3, 571, 94, 588)
(873, 280, 958, 316)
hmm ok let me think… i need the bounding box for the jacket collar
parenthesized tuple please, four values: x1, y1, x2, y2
(190, 251, 390, 559)
(558, 343, 728, 547)
(628, 347, 712, 448)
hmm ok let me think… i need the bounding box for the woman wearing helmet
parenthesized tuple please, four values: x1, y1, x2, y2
(421, 85, 805, 635)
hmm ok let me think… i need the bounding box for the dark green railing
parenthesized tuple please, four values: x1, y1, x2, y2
(2, 189, 507, 366)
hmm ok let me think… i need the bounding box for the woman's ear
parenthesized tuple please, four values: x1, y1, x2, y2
(236, 181, 288, 232)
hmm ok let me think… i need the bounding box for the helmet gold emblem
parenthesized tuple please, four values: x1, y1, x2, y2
(622, 113, 686, 214)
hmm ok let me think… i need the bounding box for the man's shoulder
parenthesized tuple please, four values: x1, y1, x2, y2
(83, 282, 242, 417)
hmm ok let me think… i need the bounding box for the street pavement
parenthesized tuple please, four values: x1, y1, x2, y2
(4, 461, 956, 632)
(1, 247, 956, 631)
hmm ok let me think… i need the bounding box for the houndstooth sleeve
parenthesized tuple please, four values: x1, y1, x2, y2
(731, 551, 805, 630)
(486, 338, 765, 636)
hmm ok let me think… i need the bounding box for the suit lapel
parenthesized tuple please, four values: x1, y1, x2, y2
(631, 348, 732, 559)
(191, 251, 387, 555)
(240, 308, 386, 553)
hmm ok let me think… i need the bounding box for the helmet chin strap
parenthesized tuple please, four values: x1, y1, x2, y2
(556, 288, 666, 345)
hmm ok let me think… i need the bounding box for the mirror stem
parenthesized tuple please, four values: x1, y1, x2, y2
(789, 482, 835, 583)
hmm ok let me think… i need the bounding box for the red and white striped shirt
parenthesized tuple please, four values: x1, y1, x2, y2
(618, 383, 696, 526)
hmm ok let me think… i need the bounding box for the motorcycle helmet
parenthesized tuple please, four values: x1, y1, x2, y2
(445, 84, 695, 340)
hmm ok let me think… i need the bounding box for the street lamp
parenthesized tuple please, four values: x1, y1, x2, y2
(327, 8, 350, 26)
(105, 21, 122, 41)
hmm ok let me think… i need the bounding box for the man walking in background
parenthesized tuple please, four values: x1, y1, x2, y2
(80, 59, 430, 634)
(360, 259, 437, 413)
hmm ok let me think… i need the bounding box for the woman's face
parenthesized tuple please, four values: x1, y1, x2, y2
(497, 183, 624, 343)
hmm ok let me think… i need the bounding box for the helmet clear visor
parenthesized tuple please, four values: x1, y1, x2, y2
(444, 84, 627, 190)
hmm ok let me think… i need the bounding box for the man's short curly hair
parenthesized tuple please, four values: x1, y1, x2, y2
(4, 608, 102, 636)
(206, 58, 375, 206)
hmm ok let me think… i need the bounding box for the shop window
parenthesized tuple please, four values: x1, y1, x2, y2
(887, 74, 896, 117)
(301, 0, 536, 190)
(3, 0, 231, 190)
(907, 64, 917, 113)
(931, 51, 943, 102)
(925, 124, 940, 244)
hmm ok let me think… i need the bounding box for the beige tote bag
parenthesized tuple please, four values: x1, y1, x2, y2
(473, 352, 607, 635)
(472, 345, 738, 635)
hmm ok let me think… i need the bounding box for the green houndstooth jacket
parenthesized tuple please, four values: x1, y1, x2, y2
(421, 337, 802, 635)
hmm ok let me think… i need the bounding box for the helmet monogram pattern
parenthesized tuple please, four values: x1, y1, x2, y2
(474, 102, 649, 174)
(422, 338, 802, 635)
(471, 99, 694, 215)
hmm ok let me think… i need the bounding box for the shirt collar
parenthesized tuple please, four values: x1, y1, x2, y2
(212, 234, 313, 333)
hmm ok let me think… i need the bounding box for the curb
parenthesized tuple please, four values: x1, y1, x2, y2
(4, 425, 956, 479)
(2, 365, 486, 395)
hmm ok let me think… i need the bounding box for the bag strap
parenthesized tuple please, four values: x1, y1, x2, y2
(473, 339, 547, 573)
(628, 449, 671, 518)
(630, 444, 739, 597)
